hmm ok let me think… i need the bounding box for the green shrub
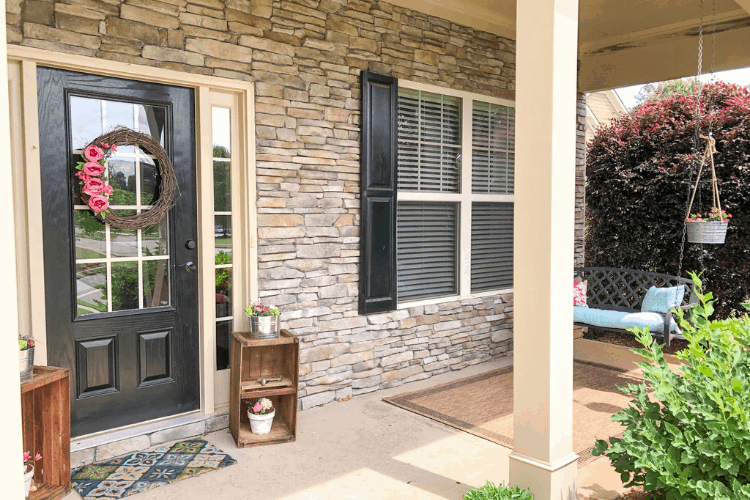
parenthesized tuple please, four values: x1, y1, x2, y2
(592, 273, 750, 499)
(462, 482, 533, 500)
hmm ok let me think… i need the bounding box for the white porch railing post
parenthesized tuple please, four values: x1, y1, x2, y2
(510, 0, 579, 499)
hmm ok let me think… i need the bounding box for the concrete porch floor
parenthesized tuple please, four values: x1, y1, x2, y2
(62, 339, 664, 500)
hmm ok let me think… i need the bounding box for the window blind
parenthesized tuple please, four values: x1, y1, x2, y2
(397, 202, 459, 302)
(397, 88, 461, 193)
(471, 202, 513, 292)
(472, 101, 515, 194)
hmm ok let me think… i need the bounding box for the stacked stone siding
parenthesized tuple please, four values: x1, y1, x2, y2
(7, 0, 583, 411)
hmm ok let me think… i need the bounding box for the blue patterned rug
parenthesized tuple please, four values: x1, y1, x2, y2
(71, 439, 236, 499)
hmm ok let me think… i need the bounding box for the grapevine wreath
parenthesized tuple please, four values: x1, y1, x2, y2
(76, 128, 177, 230)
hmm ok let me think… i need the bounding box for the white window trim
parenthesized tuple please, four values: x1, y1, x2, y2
(397, 80, 515, 309)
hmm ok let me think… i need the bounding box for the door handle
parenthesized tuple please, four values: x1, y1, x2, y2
(184, 261, 197, 272)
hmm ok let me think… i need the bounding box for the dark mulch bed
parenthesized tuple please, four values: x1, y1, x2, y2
(583, 328, 688, 356)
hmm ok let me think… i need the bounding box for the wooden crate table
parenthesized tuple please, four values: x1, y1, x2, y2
(21, 366, 71, 500)
(230, 329, 299, 448)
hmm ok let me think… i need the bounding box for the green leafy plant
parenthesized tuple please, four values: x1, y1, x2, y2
(592, 272, 750, 499)
(462, 482, 533, 500)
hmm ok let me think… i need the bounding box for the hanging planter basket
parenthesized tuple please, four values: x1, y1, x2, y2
(686, 220, 728, 244)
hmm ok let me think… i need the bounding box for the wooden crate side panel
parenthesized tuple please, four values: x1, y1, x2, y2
(57, 376, 71, 486)
(229, 335, 243, 443)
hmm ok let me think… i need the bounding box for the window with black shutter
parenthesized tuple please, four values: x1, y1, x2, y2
(394, 82, 515, 305)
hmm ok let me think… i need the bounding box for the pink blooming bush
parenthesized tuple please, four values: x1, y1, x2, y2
(245, 301, 280, 317)
(76, 141, 117, 218)
(587, 81, 750, 317)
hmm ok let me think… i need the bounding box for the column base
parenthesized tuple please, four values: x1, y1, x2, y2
(509, 451, 578, 500)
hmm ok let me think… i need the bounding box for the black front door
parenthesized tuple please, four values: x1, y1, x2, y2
(38, 68, 199, 437)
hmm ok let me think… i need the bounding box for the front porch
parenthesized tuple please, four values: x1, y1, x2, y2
(60, 339, 679, 500)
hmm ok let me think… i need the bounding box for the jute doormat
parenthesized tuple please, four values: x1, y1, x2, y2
(71, 439, 236, 499)
(384, 361, 642, 467)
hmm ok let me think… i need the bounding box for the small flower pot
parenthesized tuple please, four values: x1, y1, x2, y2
(248, 315, 280, 340)
(19, 346, 34, 383)
(686, 220, 728, 244)
(24, 465, 33, 498)
(247, 409, 275, 435)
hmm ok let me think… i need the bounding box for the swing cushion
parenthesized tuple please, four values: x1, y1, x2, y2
(573, 307, 681, 334)
(641, 285, 685, 314)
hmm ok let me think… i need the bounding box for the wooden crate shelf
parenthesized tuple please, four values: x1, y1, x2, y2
(230, 329, 299, 448)
(22, 366, 71, 500)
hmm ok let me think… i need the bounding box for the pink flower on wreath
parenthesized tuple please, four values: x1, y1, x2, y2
(101, 184, 113, 196)
(83, 178, 106, 197)
(111, 144, 118, 152)
(252, 402, 263, 413)
(88, 195, 109, 213)
(84, 144, 104, 162)
(82, 161, 105, 177)
(101, 142, 110, 148)
(75, 171, 90, 182)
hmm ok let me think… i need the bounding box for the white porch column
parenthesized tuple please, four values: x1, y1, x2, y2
(0, 9, 26, 499)
(510, 0, 579, 499)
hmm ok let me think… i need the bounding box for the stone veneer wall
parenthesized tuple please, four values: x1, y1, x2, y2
(7, 0, 584, 411)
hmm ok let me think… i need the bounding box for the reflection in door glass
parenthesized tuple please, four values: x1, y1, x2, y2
(76, 263, 108, 316)
(70, 95, 171, 317)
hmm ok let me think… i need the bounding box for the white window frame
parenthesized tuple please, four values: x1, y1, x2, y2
(397, 80, 515, 309)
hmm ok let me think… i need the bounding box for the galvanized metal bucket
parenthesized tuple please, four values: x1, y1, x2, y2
(248, 315, 281, 339)
(19, 346, 34, 382)
(686, 221, 728, 244)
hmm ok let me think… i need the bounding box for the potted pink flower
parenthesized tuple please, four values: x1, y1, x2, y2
(19, 337, 35, 382)
(23, 451, 41, 497)
(245, 397, 275, 435)
(686, 206, 731, 244)
(245, 301, 281, 339)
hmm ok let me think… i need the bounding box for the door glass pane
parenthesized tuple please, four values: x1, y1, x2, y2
(108, 148, 137, 206)
(70, 95, 172, 317)
(213, 160, 231, 212)
(214, 215, 232, 263)
(143, 218, 169, 257)
(139, 150, 159, 206)
(75, 211, 106, 260)
(76, 263, 108, 316)
(143, 259, 170, 308)
(215, 268, 232, 319)
(111, 261, 139, 311)
(137, 105, 167, 145)
(110, 210, 137, 258)
(70, 97, 102, 151)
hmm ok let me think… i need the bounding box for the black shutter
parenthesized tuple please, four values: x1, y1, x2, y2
(359, 71, 398, 314)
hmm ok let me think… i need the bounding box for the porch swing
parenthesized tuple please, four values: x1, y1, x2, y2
(571, 1, 727, 346)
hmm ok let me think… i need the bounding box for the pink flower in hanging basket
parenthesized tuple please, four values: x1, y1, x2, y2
(88, 195, 110, 213)
(82, 161, 105, 177)
(84, 144, 105, 162)
(83, 178, 106, 197)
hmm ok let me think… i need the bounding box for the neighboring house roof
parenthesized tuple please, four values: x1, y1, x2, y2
(585, 89, 629, 143)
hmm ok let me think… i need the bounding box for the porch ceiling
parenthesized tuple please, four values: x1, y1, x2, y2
(390, 0, 750, 92)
